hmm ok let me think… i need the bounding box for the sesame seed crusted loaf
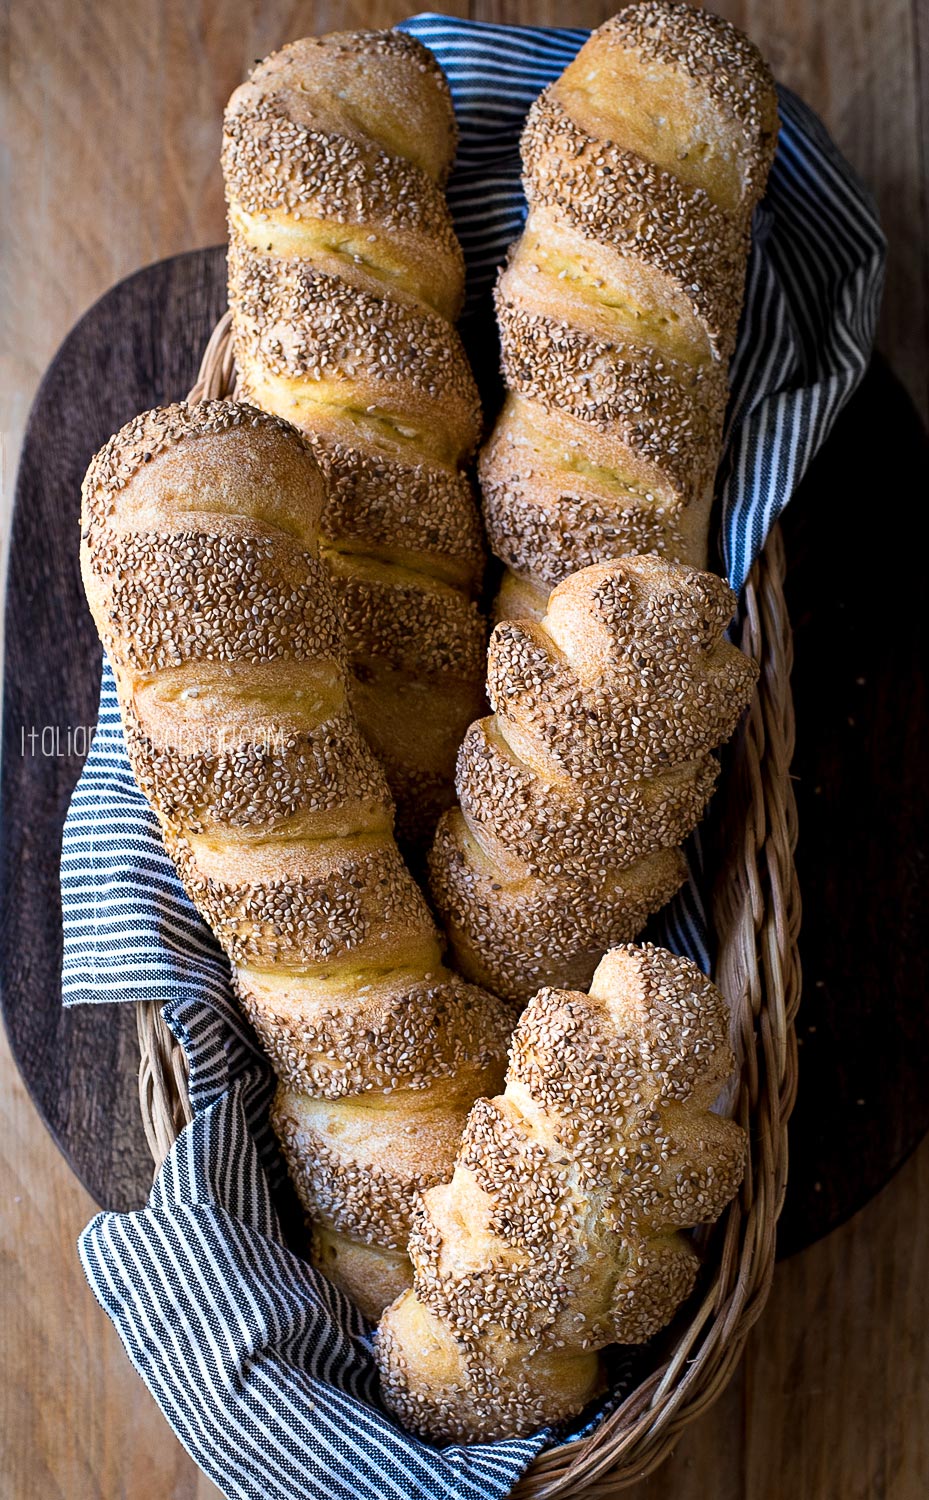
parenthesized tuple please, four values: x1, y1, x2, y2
(80, 400, 511, 1322)
(428, 554, 758, 1003)
(222, 29, 488, 849)
(375, 943, 746, 1443)
(478, 0, 779, 619)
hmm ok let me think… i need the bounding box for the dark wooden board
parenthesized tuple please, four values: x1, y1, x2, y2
(0, 247, 229, 1211)
(1, 249, 927, 1250)
(775, 355, 929, 1254)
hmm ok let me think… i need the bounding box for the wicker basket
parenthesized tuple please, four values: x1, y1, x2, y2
(136, 315, 802, 1496)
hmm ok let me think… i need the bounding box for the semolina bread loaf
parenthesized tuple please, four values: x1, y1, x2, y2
(376, 943, 746, 1442)
(223, 30, 488, 847)
(80, 400, 511, 1321)
(429, 554, 758, 1003)
(479, 1, 779, 620)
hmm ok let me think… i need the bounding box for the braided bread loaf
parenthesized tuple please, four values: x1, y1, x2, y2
(479, 0, 779, 621)
(222, 30, 487, 846)
(429, 554, 757, 1004)
(377, 942, 745, 1442)
(79, 401, 511, 1321)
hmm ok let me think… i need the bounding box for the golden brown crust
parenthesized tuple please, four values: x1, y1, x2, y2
(326, 553, 486, 683)
(478, 0, 779, 608)
(80, 400, 509, 1319)
(223, 30, 487, 847)
(430, 807, 687, 1004)
(428, 555, 757, 1001)
(479, 395, 714, 594)
(120, 687, 390, 838)
(590, 3, 779, 204)
(377, 1294, 601, 1446)
(519, 99, 747, 354)
(487, 562, 756, 782)
(89, 528, 342, 676)
(345, 667, 487, 850)
(81, 400, 321, 539)
(228, 237, 481, 455)
(310, 436, 485, 589)
(456, 716, 720, 878)
(236, 969, 512, 1100)
(311, 1226, 413, 1325)
(494, 291, 729, 501)
(226, 29, 459, 191)
(376, 943, 746, 1443)
(166, 831, 437, 971)
(492, 567, 549, 626)
(272, 1086, 489, 1251)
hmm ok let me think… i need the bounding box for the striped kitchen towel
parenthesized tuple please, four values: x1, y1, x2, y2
(62, 14, 885, 1500)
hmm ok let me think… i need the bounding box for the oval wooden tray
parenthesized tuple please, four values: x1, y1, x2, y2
(1, 246, 927, 1254)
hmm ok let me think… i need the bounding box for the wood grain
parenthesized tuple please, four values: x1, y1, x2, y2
(1, 1, 927, 1497)
(0, 1019, 224, 1500)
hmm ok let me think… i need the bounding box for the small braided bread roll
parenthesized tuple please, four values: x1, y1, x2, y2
(376, 942, 745, 1443)
(80, 401, 511, 1321)
(479, 0, 779, 621)
(429, 554, 757, 1004)
(223, 29, 487, 846)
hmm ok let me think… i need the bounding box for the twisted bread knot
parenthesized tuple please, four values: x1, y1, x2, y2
(80, 401, 511, 1320)
(429, 554, 758, 1003)
(478, 0, 779, 620)
(376, 943, 746, 1443)
(223, 29, 488, 846)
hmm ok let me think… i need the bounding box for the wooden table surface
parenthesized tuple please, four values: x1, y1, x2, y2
(1, 2, 927, 1497)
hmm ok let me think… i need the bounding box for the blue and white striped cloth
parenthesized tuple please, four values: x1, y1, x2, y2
(63, 15, 885, 1500)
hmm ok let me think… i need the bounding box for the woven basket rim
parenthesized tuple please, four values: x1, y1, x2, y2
(136, 318, 802, 1497)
